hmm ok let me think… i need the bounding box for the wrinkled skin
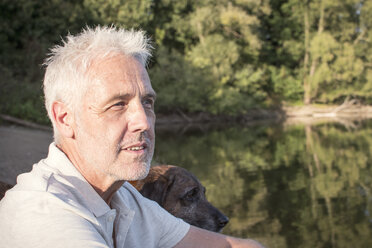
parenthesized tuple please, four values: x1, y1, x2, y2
(131, 165, 229, 232)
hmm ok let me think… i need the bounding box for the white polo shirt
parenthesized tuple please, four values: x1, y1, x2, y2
(0, 143, 190, 248)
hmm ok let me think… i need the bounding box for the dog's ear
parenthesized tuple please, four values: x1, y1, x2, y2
(140, 174, 176, 207)
(160, 174, 176, 207)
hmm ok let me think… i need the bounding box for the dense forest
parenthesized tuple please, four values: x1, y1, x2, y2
(1, 0, 371, 124)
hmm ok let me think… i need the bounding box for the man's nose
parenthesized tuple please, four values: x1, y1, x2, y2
(127, 101, 151, 133)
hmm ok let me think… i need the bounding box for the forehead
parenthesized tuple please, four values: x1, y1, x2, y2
(87, 54, 154, 98)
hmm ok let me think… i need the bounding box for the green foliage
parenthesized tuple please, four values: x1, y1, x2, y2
(83, 0, 153, 28)
(188, 34, 239, 82)
(0, 66, 49, 124)
(150, 47, 214, 113)
(2, 0, 372, 121)
(269, 66, 303, 102)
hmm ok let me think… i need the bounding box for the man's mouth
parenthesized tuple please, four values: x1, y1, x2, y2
(122, 141, 148, 152)
(124, 146, 145, 151)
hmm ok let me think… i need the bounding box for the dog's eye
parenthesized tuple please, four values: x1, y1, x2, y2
(183, 188, 199, 201)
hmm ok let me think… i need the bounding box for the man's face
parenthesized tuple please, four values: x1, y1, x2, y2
(74, 55, 156, 181)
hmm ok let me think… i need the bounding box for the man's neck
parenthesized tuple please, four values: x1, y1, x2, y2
(56, 142, 125, 206)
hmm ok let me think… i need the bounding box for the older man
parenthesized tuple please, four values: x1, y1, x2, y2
(0, 26, 264, 248)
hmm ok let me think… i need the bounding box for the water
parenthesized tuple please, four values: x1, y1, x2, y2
(154, 119, 372, 248)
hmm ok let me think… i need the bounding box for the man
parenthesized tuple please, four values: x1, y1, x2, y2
(0, 26, 264, 248)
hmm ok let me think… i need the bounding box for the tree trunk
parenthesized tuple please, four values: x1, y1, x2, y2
(304, 0, 325, 105)
(303, 0, 311, 105)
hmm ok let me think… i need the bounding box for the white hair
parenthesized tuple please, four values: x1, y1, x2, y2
(43, 26, 152, 142)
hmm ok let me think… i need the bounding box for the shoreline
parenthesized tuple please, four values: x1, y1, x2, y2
(2, 103, 372, 131)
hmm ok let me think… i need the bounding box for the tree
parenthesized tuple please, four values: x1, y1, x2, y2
(264, 0, 370, 105)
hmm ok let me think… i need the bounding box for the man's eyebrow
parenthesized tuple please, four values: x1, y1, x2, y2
(145, 92, 157, 100)
(105, 93, 132, 103)
(105, 92, 157, 104)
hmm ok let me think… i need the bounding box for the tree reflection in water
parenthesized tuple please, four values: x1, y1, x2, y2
(154, 120, 372, 248)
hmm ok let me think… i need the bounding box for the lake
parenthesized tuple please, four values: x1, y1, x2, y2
(154, 119, 372, 248)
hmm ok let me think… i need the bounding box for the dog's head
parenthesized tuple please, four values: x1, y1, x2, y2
(131, 165, 229, 232)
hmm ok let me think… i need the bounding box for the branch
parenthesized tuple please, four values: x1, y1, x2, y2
(331, 97, 358, 113)
(353, 28, 366, 46)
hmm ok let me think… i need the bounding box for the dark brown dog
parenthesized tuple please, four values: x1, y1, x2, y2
(130, 165, 229, 232)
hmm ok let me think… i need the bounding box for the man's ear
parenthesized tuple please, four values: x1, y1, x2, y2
(51, 101, 75, 138)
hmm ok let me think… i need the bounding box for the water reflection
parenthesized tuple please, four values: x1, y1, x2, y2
(154, 120, 372, 248)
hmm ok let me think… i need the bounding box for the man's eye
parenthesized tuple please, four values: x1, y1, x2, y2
(112, 102, 126, 109)
(143, 98, 154, 108)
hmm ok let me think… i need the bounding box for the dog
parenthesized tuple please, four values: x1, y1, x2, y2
(130, 165, 229, 232)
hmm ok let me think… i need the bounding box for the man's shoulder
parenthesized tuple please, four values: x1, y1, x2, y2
(6, 160, 53, 196)
(1, 160, 91, 214)
(0, 162, 100, 234)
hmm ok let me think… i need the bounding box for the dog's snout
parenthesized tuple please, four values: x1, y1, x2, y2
(218, 215, 229, 228)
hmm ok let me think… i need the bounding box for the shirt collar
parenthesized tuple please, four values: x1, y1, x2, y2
(44, 142, 112, 218)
